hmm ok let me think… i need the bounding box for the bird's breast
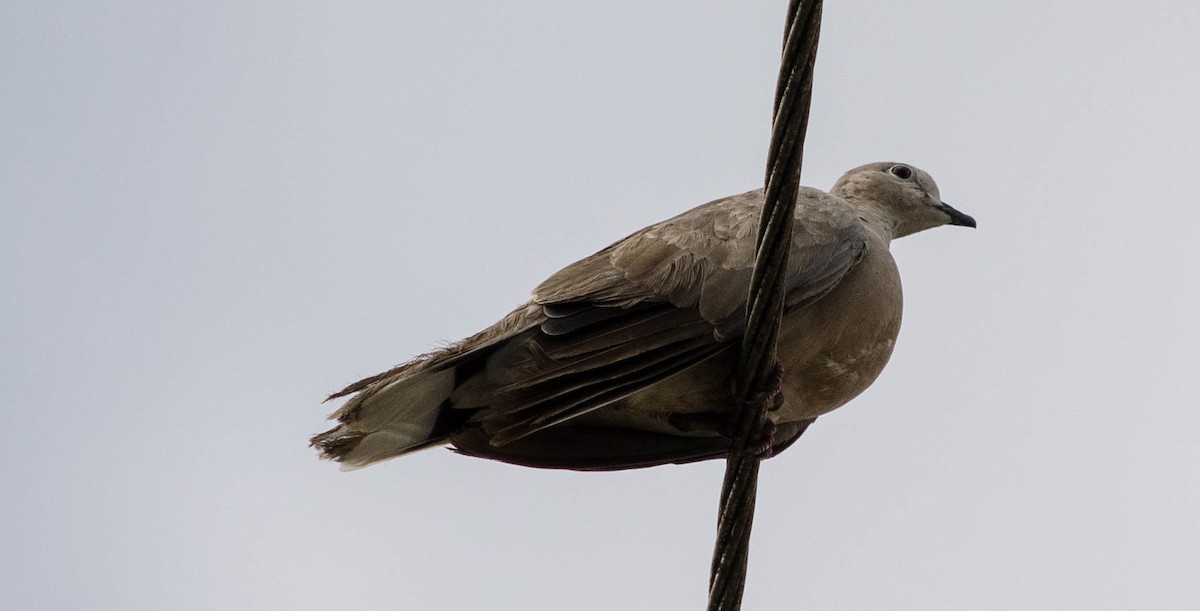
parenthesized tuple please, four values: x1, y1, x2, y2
(776, 243, 903, 421)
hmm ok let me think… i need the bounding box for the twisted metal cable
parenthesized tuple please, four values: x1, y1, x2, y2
(707, 1, 823, 609)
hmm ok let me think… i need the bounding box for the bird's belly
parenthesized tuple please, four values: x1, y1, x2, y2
(780, 335, 898, 420)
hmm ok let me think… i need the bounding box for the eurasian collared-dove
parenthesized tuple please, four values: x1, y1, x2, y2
(312, 162, 975, 470)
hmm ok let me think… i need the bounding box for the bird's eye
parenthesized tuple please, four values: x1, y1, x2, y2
(889, 164, 913, 180)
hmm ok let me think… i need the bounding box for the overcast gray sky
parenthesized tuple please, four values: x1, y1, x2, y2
(3, 2, 1198, 609)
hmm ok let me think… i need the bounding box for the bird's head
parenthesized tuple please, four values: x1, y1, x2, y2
(832, 162, 976, 238)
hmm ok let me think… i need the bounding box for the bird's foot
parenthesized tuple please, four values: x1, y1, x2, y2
(758, 357, 786, 412)
(668, 412, 779, 460)
(668, 359, 786, 459)
(739, 418, 778, 459)
(731, 357, 785, 458)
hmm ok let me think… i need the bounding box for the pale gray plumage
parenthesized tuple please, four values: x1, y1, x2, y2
(311, 162, 975, 470)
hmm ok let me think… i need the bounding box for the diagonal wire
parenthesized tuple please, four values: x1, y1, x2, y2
(707, 1, 823, 609)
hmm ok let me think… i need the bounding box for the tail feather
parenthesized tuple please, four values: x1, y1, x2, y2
(313, 302, 546, 470)
(311, 367, 456, 470)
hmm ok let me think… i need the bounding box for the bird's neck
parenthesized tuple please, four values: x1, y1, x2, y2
(845, 199, 899, 244)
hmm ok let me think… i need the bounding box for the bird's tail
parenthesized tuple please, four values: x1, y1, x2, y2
(312, 303, 545, 470)
(310, 367, 459, 470)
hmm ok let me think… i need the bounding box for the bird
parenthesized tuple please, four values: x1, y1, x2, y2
(311, 162, 975, 471)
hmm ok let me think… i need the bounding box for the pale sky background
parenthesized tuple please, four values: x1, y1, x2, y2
(3, 2, 1199, 609)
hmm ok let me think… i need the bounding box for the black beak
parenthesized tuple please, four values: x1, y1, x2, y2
(937, 202, 976, 228)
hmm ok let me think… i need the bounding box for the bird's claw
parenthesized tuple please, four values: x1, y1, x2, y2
(669, 359, 785, 459)
(739, 418, 778, 459)
(759, 358, 785, 412)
